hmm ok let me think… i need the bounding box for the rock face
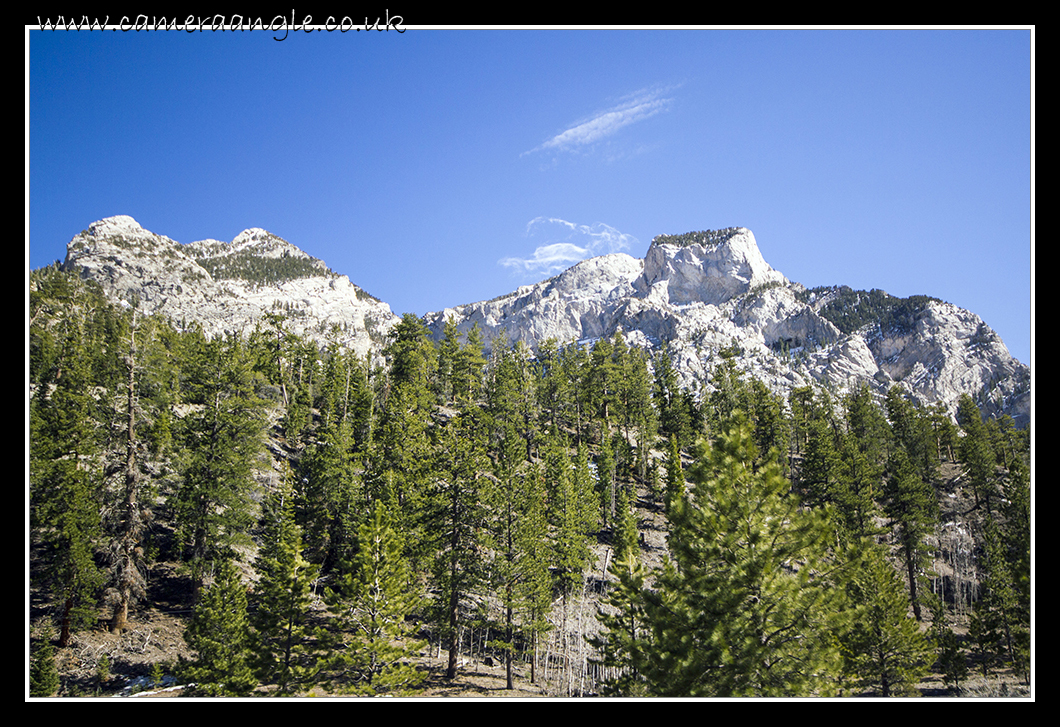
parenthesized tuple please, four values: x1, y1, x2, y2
(425, 227, 1029, 426)
(60, 217, 1029, 426)
(62, 215, 399, 360)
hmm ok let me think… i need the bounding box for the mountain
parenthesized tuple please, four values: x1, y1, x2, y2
(60, 215, 399, 360)
(423, 227, 1029, 426)
(58, 217, 1029, 426)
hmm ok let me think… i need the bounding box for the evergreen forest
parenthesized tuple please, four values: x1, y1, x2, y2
(28, 264, 1031, 698)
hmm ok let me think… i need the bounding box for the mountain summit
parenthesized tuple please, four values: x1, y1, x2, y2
(61, 215, 399, 359)
(60, 217, 1029, 425)
(424, 227, 1028, 426)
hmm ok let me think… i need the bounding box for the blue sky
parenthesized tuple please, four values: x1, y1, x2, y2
(28, 26, 1033, 365)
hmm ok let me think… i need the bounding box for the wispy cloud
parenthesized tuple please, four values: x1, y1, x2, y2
(523, 85, 677, 157)
(499, 217, 639, 277)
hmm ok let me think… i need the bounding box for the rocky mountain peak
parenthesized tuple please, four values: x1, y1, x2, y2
(425, 226, 1028, 425)
(642, 227, 788, 306)
(62, 217, 398, 360)
(58, 217, 1029, 425)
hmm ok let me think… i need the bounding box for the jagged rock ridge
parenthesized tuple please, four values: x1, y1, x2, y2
(61, 215, 399, 359)
(424, 228, 1029, 426)
(59, 217, 1029, 425)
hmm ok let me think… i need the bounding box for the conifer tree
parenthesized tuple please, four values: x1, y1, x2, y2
(535, 337, 569, 432)
(326, 499, 425, 695)
(483, 423, 552, 689)
(883, 448, 938, 621)
(30, 316, 104, 647)
(800, 415, 841, 508)
(589, 549, 650, 697)
(956, 394, 999, 514)
(427, 414, 489, 680)
(886, 386, 938, 489)
(453, 323, 488, 406)
(182, 559, 257, 697)
(588, 336, 618, 423)
(613, 480, 639, 564)
(101, 316, 151, 634)
(175, 334, 265, 598)
(653, 343, 690, 448)
(970, 518, 1029, 681)
(597, 429, 616, 527)
(250, 473, 324, 695)
(550, 438, 597, 596)
(608, 413, 851, 697)
(297, 417, 362, 574)
(436, 316, 460, 404)
(840, 545, 932, 696)
(663, 434, 685, 517)
(29, 630, 60, 697)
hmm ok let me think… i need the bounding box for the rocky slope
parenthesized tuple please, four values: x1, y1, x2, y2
(59, 217, 1029, 425)
(425, 227, 1029, 426)
(61, 216, 399, 360)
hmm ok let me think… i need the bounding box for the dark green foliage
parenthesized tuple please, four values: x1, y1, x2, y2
(30, 632, 60, 697)
(250, 473, 325, 695)
(970, 519, 1029, 682)
(598, 414, 851, 697)
(426, 414, 490, 679)
(841, 545, 932, 696)
(30, 260, 1033, 697)
(30, 315, 105, 646)
(174, 334, 266, 596)
(548, 436, 597, 596)
(956, 394, 1000, 514)
(588, 550, 650, 696)
(799, 285, 940, 337)
(182, 559, 257, 696)
(653, 344, 691, 448)
(195, 250, 327, 285)
(297, 419, 363, 574)
(650, 227, 744, 249)
(886, 386, 938, 487)
(663, 434, 685, 517)
(883, 448, 938, 621)
(325, 500, 425, 695)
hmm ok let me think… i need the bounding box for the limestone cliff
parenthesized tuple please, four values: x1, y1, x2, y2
(425, 228, 1029, 425)
(61, 216, 399, 360)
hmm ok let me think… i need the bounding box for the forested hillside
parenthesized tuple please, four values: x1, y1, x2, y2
(28, 264, 1031, 698)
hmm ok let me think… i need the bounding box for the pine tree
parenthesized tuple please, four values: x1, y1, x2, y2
(956, 394, 999, 514)
(613, 413, 851, 697)
(589, 549, 650, 696)
(482, 425, 551, 689)
(101, 314, 151, 634)
(970, 518, 1028, 681)
(182, 559, 257, 697)
(613, 479, 639, 564)
(663, 434, 685, 517)
(535, 337, 569, 433)
(453, 323, 488, 406)
(653, 343, 690, 448)
(883, 448, 937, 621)
(297, 418, 362, 574)
(30, 316, 104, 647)
(326, 499, 425, 695)
(250, 474, 324, 695)
(549, 437, 596, 597)
(29, 630, 60, 697)
(175, 334, 266, 598)
(427, 414, 489, 680)
(840, 545, 932, 696)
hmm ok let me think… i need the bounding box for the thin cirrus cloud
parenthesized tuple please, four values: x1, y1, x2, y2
(499, 217, 640, 277)
(522, 85, 676, 157)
